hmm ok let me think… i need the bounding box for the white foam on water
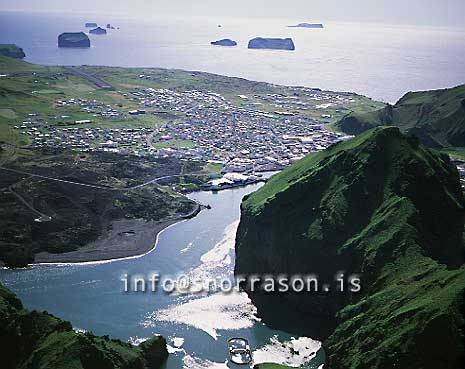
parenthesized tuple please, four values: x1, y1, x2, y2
(182, 354, 229, 369)
(172, 336, 185, 348)
(199, 220, 238, 266)
(180, 241, 194, 254)
(253, 335, 322, 367)
(167, 344, 184, 354)
(171, 220, 239, 296)
(128, 336, 149, 346)
(145, 291, 258, 340)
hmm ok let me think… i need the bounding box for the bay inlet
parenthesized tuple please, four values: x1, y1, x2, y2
(0, 183, 324, 368)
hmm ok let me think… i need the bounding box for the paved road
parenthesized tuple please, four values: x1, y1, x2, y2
(7, 178, 52, 222)
(65, 66, 113, 90)
(0, 166, 206, 192)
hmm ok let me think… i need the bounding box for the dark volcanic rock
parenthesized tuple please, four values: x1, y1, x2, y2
(211, 39, 237, 46)
(248, 37, 295, 50)
(89, 27, 107, 35)
(0, 44, 26, 59)
(235, 127, 465, 369)
(58, 32, 90, 48)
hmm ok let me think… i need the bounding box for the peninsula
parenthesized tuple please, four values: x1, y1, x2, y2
(0, 53, 382, 267)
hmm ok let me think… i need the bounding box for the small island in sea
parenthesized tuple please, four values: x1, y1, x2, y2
(248, 37, 295, 50)
(85, 22, 98, 28)
(0, 44, 26, 59)
(58, 32, 91, 48)
(89, 26, 107, 35)
(288, 22, 324, 28)
(211, 39, 237, 46)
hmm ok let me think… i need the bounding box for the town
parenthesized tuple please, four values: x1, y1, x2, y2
(16, 86, 353, 178)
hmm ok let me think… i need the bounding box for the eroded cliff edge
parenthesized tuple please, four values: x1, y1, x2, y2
(235, 126, 465, 368)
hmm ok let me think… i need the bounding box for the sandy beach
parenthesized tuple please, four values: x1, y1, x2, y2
(33, 218, 181, 264)
(31, 202, 204, 264)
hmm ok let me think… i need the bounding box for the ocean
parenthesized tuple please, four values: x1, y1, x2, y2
(0, 11, 464, 103)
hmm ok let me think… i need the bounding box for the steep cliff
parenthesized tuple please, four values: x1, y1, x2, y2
(235, 126, 465, 368)
(336, 85, 465, 148)
(58, 32, 90, 48)
(0, 282, 168, 369)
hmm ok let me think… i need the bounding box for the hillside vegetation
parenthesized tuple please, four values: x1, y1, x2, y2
(0, 44, 26, 59)
(0, 282, 168, 369)
(236, 127, 465, 368)
(335, 85, 465, 148)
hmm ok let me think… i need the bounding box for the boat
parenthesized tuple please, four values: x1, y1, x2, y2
(228, 338, 252, 365)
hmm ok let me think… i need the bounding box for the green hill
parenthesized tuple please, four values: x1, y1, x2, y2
(335, 85, 465, 148)
(0, 44, 26, 59)
(235, 127, 465, 369)
(0, 282, 168, 369)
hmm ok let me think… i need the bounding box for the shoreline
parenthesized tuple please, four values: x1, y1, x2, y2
(31, 218, 186, 266)
(29, 203, 204, 266)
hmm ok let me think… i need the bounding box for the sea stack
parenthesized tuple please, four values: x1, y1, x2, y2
(89, 27, 107, 35)
(85, 22, 98, 28)
(211, 39, 237, 46)
(58, 32, 90, 48)
(248, 37, 295, 50)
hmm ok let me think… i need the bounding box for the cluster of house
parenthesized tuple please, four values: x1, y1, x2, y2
(16, 86, 353, 176)
(56, 98, 124, 119)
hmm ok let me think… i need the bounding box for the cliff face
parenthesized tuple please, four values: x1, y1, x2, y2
(0, 282, 168, 369)
(248, 38, 295, 50)
(0, 44, 26, 59)
(336, 85, 465, 148)
(58, 32, 90, 48)
(235, 127, 465, 368)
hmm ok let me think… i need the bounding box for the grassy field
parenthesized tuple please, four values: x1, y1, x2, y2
(0, 55, 385, 149)
(152, 139, 195, 149)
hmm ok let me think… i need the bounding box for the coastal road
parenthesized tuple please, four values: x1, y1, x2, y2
(0, 166, 206, 192)
(7, 178, 52, 222)
(65, 66, 113, 90)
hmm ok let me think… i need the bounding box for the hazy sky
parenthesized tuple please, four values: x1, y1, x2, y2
(1, 0, 465, 27)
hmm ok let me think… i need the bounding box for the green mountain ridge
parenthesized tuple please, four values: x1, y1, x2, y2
(335, 85, 465, 148)
(0, 282, 168, 369)
(235, 126, 465, 368)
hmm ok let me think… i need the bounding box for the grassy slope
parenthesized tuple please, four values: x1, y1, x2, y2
(0, 44, 26, 59)
(335, 84, 465, 148)
(0, 283, 168, 369)
(237, 127, 465, 369)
